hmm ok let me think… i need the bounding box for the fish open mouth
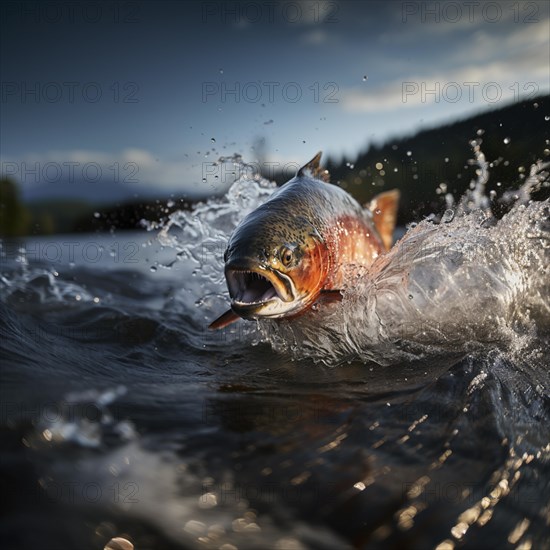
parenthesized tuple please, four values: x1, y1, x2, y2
(226, 268, 294, 307)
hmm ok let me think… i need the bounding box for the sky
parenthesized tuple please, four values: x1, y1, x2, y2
(1, 0, 549, 201)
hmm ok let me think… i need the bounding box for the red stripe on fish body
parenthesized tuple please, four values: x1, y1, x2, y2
(321, 214, 385, 290)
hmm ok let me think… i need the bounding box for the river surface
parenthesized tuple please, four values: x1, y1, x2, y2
(1, 157, 549, 550)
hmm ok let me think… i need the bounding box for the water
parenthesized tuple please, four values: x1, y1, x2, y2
(1, 155, 549, 550)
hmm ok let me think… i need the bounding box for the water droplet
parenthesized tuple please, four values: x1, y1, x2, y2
(93, 212, 101, 218)
(104, 538, 134, 550)
(362, 75, 368, 82)
(375, 162, 383, 170)
(150, 265, 157, 272)
(545, 115, 550, 121)
(219, 68, 224, 74)
(211, 137, 216, 143)
(476, 129, 485, 136)
(503, 137, 511, 144)
(406, 151, 412, 157)
(441, 209, 455, 223)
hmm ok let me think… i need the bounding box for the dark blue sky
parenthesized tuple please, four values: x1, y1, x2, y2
(1, 1, 549, 200)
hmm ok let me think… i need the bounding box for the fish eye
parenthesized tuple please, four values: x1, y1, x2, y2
(280, 246, 294, 267)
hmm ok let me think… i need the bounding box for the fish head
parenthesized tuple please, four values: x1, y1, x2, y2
(223, 209, 330, 320)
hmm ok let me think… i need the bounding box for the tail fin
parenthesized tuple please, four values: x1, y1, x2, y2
(368, 190, 400, 250)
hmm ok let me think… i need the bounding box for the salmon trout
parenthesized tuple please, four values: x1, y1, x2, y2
(209, 152, 399, 329)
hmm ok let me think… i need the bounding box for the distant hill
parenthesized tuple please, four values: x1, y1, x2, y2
(0, 178, 194, 236)
(21, 178, 164, 204)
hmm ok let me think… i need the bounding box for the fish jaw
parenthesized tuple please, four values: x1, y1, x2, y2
(225, 264, 306, 319)
(224, 235, 331, 320)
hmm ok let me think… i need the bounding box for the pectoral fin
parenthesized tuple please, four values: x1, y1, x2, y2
(368, 189, 400, 250)
(208, 309, 240, 330)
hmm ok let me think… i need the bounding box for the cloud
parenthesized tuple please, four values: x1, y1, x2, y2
(0, 148, 212, 195)
(385, 0, 549, 40)
(340, 19, 550, 113)
(301, 29, 329, 44)
(341, 63, 549, 113)
(445, 16, 550, 65)
(293, 0, 338, 25)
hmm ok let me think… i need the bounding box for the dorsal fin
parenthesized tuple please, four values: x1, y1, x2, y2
(297, 151, 330, 182)
(367, 189, 400, 250)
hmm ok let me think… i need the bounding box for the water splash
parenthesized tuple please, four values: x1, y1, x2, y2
(0, 265, 95, 310)
(34, 386, 135, 448)
(457, 137, 492, 217)
(258, 138, 549, 364)
(262, 198, 549, 365)
(147, 143, 548, 366)
(141, 161, 278, 329)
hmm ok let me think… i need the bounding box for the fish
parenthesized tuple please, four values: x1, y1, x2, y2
(209, 152, 400, 329)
